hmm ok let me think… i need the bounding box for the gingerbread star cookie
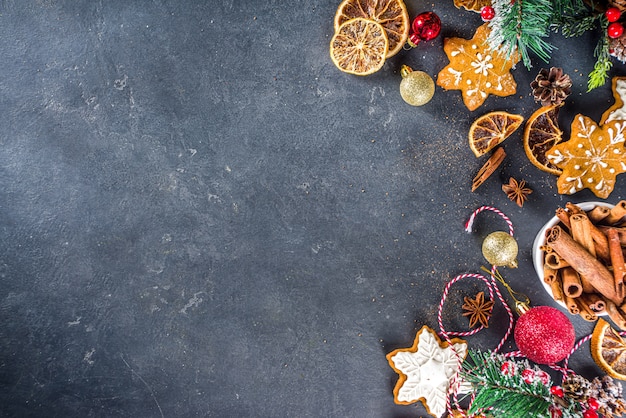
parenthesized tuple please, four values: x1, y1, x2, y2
(601, 76, 626, 124)
(386, 326, 468, 418)
(437, 24, 519, 111)
(546, 115, 626, 199)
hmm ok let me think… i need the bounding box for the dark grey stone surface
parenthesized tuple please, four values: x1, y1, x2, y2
(0, 1, 624, 417)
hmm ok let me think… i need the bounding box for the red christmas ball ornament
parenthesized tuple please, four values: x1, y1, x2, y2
(583, 409, 599, 418)
(513, 305, 575, 365)
(606, 7, 622, 23)
(408, 11, 441, 47)
(608, 22, 624, 39)
(480, 5, 495, 21)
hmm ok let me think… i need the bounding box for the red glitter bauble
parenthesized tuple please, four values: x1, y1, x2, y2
(514, 306, 575, 365)
(408, 11, 441, 47)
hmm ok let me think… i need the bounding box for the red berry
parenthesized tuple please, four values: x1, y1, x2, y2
(549, 407, 563, 418)
(606, 7, 622, 23)
(587, 397, 599, 411)
(583, 409, 599, 418)
(550, 386, 564, 397)
(608, 22, 624, 38)
(481, 6, 495, 21)
(522, 369, 535, 384)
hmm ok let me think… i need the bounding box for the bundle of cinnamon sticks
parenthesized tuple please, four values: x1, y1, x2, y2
(541, 201, 626, 329)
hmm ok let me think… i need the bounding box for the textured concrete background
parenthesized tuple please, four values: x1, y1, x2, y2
(0, 1, 624, 417)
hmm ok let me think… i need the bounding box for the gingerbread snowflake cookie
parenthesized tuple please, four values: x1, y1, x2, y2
(386, 326, 468, 418)
(601, 76, 626, 124)
(547, 115, 626, 199)
(437, 24, 519, 111)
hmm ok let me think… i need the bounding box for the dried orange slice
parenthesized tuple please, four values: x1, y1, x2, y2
(468, 111, 524, 157)
(591, 318, 626, 380)
(334, 0, 409, 58)
(330, 18, 388, 76)
(453, 0, 491, 12)
(523, 104, 563, 175)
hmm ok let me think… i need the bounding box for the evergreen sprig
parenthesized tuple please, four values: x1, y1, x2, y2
(588, 19, 613, 91)
(488, 0, 556, 67)
(461, 350, 553, 417)
(460, 350, 594, 418)
(485, 0, 613, 89)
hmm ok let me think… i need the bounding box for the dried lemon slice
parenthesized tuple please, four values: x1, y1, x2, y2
(468, 111, 524, 157)
(591, 318, 626, 380)
(334, 0, 409, 58)
(523, 104, 563, 175)
(330, 18, 388, 76)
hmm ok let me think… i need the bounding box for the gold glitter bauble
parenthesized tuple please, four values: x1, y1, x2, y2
(482, 231, 518, 268)
(399, 65, 435, 106)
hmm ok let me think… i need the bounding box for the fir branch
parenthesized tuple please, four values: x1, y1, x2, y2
(462, 351, 552, 417)
(488, 0, 556, 68)
(558, 14, 601, 37)
(588, 20, 612, 91)
(551, 0, 600, 37)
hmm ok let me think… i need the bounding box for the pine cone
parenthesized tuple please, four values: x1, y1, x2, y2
(530, 67, 572, 106)
(562, 374, 591, 403)
(610, 33, 626, 63)
(589, 375, 626, 418)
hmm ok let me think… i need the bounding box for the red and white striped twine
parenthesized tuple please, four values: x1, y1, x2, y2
(464, 205, 515, 236)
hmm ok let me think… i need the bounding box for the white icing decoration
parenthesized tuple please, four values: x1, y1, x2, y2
(605, 79, 626, 123)
(470, 53, 493, 76)
(448, 68, 462, 86)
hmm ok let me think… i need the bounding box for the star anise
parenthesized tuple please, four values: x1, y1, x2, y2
(462, 291, 494, 328)
(502, 177, 532, 207)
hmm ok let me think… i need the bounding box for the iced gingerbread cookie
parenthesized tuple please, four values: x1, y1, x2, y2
(546, 115, 626, 199)
(437, 24, 519, 111)
(601, 76, 626, 124)
(386, 325, 468, 418)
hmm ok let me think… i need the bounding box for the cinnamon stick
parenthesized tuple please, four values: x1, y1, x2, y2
(606, 300, 626, 330)
(550, 276, 565, 302)
(543, 265, 558, 284)
(556, 207, 571, 230)
(546, 225, 623, 305)
(599, 226, 626, 246)
(606, 200, 626, 225)
(471, 147, 506, 192)
(580, 292, 606, 313)
(576, 298, 598, 322)
(608, 228, 626, 300)
(571, 213, 596, 257)
(545, 252, 570, 269)
(588, 205, 611, 223)
(561, 267, 583, 298)
(565, 294, 580, 315)
(565, 202, 584, 215)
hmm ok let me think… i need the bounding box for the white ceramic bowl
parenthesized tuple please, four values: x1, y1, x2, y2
(532, 201, 615, 311)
